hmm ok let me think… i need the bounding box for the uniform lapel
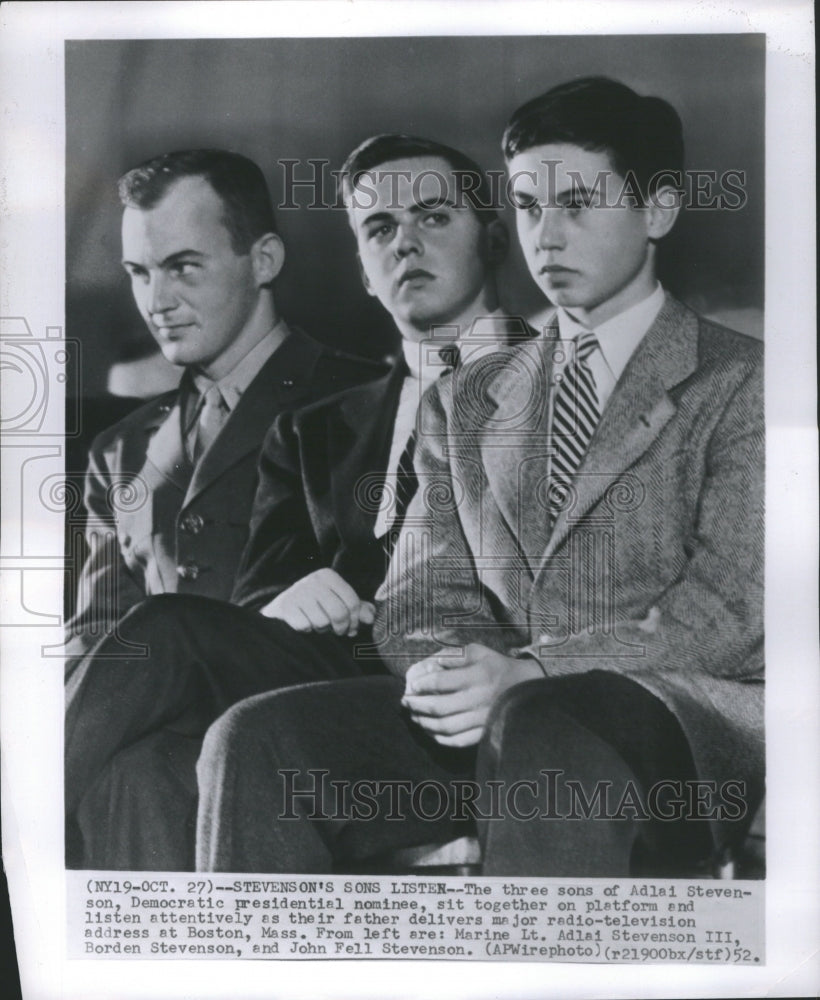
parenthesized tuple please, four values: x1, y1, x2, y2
(542, 295, 700, 561)
(143, 395, 191, 495)
(183, 329, 321, 506)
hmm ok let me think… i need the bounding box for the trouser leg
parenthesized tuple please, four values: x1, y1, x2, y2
(66, 593, 377, 865)
(475, 671, 710, 877)
(196, 676, 476, 873)
(76, 731, 200, 871)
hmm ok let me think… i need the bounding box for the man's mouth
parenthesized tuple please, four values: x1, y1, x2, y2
(398, 269, 435, 287)
(539, 265, 575, 276)
(155, 322, 195, 336)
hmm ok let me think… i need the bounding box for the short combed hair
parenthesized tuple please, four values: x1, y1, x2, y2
(503, 77, 684, 201)
(118, 149, 277, 254)
(339, 133, 499, 224)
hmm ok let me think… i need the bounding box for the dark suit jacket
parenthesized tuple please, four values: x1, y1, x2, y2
(65, 328, 375, 660)
(232, 358, 407, 611)
(376, 295, 764, 846)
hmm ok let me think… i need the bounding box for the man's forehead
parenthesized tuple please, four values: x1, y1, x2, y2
(350, 155, 465, 213)
(121, 175, 231, 252)
(509, 144, 620, 192)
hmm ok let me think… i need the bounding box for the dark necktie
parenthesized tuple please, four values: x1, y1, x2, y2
(383, 343, 461, 552)
(549, 331, 600, 522)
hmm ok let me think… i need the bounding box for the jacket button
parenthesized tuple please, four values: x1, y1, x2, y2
(180, 513, 205, 534)
(177, 562, 199, 581)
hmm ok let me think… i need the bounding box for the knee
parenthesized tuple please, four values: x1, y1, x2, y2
(198, 693, 284, 784)
(483, 677, 554, 754)
(120, 593, 215, 630)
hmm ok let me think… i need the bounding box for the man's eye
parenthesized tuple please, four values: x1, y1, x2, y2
(513, 196, 540, 217)
(170, 261, 198, 277)
(368, 224, 395, 241)
(125, 266, 149, 283)
(422, 212, 449, 226)
(561, 199, 588, 214)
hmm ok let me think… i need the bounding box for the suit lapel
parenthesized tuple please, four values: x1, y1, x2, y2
(184, 330, 321, 505)
(330, 359, 406, 534)
(479, 332, 556, 571)
(543, 295, 700, 559)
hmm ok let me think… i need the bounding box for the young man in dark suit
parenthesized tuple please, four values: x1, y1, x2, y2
(196, 78, 764, 877)
(65, 149, 369, 668)
(65, 135, 524, 869)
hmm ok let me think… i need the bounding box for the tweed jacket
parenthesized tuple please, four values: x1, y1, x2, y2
(375, 294, 764, 836)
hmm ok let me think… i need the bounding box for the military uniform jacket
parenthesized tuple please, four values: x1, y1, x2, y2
(65, 329, 372, 660)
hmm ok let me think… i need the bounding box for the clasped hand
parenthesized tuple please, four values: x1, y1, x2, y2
(261, 568, 375, 637)
(401, 643, 543, 747)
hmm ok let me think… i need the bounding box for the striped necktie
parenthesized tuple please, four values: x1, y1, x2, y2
(549, 331, 600, 522)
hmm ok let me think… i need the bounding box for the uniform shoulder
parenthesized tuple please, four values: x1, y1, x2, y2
(89, 389, 179, 452)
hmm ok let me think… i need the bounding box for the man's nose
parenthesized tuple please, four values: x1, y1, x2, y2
(145, 272, 177, 316)
(536, 208, 565, 251)
(393, 223, 423, 259)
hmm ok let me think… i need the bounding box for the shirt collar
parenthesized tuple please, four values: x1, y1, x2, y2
(191, 319, 289, 411)
(400, 309, 512, 382)
(556, 283, 665, 383)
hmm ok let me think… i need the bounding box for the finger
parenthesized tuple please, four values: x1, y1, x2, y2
(313, 591, 353, 636)
(404, 665, 477, 697)
(403, 686, 486, 719)
(358, 602, 376, 625)
(280, 605, 317, 633)
(404, 657, 444, 691)
(325, 576, 364, 613)
(408, 706, 487, 736)
(434, 727, 485, 748)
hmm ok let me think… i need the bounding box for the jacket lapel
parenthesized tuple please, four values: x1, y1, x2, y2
(543, 295, 700, 559)
(184, 329, 321, 505)
(143, 395, 191, 495)
(479, 332, 556, 571)
(330, 359, 406, 535)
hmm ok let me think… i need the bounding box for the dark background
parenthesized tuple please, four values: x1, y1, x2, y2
(66, 34, 764, 399)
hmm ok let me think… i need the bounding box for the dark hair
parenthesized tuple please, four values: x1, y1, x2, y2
(118, 149, 276, 254)
(503, 77, 684, 200)
(339, 133, 498, 224)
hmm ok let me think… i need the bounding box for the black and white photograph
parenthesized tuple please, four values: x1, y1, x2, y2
(0, 2, 817, 998)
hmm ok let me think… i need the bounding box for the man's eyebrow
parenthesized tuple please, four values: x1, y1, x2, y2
(409, 197, 457, 214)
(360, 210, 396, 228)
(121, 249, 206, 268)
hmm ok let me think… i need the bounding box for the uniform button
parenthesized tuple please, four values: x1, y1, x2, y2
(180, 513, 205, 534)
(177, 562, 199, 581)
(281, 378, 295, 388)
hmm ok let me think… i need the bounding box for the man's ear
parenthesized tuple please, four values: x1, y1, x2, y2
(250, 232, 286, 286)
(356, 252, 376, 297)
(646, 186, 681, 240)
(484, 218, 509, 266)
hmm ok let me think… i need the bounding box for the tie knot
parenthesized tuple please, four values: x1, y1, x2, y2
(438, 343, 461, 371)
(574, 331, 598, 363)
(201, 384, 227, 411)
